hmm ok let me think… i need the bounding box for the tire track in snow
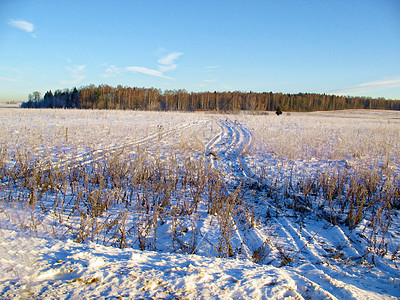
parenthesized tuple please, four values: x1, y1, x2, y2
(0, 120, 204, 189)
(205, 119, 253, 181)
(204, 119, 228, 171)
(203, 118, 399, 299)
(278, 216, 396, 299)
(217, 121, 273, 263)
(255, 183, 399, 298)
(47, 121, 202, 169)
(204, 119, 271, 262)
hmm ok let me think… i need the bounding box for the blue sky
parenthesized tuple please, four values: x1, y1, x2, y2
(1, 0, 400, 102)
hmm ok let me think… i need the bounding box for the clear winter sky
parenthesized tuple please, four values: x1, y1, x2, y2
(1, 0, 400, 102)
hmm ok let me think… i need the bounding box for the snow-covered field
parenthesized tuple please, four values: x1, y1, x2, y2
(0, 108, 399, 299)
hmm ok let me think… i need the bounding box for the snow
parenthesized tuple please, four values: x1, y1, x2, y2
(1, 226, 398, 299)
(0, 109, 399, 299)
(0, 228, 297, 299)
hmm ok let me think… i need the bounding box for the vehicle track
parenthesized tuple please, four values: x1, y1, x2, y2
(46, 121, 204, 169)
(204, 119, 270, 262)
(0, 120, 205, 189)
(203, 118, 400, 299)
(205, 119, 253, 182)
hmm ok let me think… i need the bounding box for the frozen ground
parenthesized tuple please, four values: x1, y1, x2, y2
(0, 109, 399, 299)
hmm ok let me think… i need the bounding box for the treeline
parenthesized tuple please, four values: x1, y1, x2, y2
(22, 88, 80, 109)
(21, 84, 400, 112)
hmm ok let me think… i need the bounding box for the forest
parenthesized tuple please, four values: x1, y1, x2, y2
(21, 84, 400, 112)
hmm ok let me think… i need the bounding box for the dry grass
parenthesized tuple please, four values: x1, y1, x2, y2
(237, 110, 400, 256)
(0, 109, 399, 263)
(244, 110, 400, 164)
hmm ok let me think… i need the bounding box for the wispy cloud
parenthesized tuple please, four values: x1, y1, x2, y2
(155, 52, 183, 74)
(125, 66, 172, 79)
(60, 65, 86, 85)
(332, 75, 400, 95)
(158, 52, 183, 66)
(103, 51, 183, 79)
(105, 65, 122, 73)
(8, 19, 36, 37)
(356, 76, 400, 89)
(101, 65, 123, 78)
(158, 64, 177, 72)
(8, 19, 34, 32)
